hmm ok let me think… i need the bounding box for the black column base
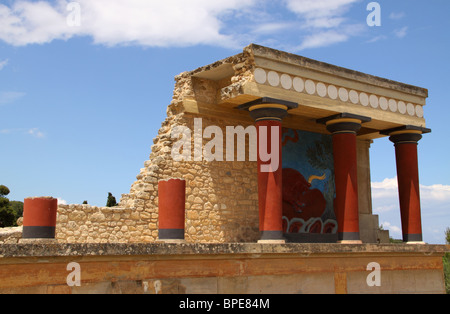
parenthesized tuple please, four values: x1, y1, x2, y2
(403, 233, 423, 243)
(158, 229, 185, 240)
(22, 226, 56, 239)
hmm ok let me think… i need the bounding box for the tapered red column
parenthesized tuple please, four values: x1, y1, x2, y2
(239, 97, 298, 243)
(255, 118, 284, 242)
(319, 113, 371, 243)
(385, 126, 431, 244)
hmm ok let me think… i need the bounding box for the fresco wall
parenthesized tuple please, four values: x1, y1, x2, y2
(282, 128, 337, 242)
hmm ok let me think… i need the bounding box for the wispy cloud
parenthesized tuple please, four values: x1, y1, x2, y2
(365, 35, 387, 44)
(285, 0, 359, 21)
(284, 0, 364, 50)
(296, 30, 349, 50)
(0, 129, 13, 135)
(0, 59, 8, 70)
(389, 12, 405, 20)
(251, 22, 295, 35)
(0, 127, 45, 138)
(27, 128, 45, 138)
(0, 91, 25, 105)
(394, 26, 408, 38)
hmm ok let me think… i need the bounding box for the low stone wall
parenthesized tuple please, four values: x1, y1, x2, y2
(0, 243, 447, 294)
(0, 227, 22, 244)
(55, 204, 157, 243)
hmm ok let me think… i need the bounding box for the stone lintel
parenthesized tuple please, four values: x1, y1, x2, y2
(247, 43, 429, 99)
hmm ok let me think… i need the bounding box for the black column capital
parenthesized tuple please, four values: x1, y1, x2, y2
(317, 113, 371, 135)
(237, 97, 298, 122)
(381, 125, 431, 145)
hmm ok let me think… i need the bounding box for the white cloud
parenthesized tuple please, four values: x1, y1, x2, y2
(57, 198, 67, 205)
(0, 127, 45, 138)
(0, 1, 74, 46)
(284, 0, 363, 50)
(0, 59, 8, 70)
(380, 221, 402, 236)
(373, 204, 397, 214)
(0, 91, 25, 105)
(0, 129, 13, 135)
(27, 128, 45, 138)
(0, 0, 257, 48)
(296, 30, 349, 50)
(251, 22, 294, 35)
(389, 12, 405, 20)
(366, 35, 387, 44)
(0, 0, 364, 50)
(372, 177, 398, 194)
(372, 177, 450, 204)
(394, 26, 408, 38)
(285, 0, 359, 19)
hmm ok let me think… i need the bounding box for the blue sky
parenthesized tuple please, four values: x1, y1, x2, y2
(0, 0, 449, 244)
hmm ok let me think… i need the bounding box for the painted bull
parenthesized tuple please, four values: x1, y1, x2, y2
(282, 168, 327, 233)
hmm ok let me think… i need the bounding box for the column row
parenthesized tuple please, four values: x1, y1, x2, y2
(239, 97, 430, 244)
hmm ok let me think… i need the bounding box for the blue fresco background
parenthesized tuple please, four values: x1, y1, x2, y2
(282, 128, 336, 222)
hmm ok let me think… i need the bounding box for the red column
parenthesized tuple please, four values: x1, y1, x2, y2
(158, 179, 186, 242)
(22, 197, 58, 239)
(389, 130, 426, 243)
(238, 97, 298, 243)
(256, 119, 284, 242)
(320, 114, 371, 243)
(332, 131, 360, 242)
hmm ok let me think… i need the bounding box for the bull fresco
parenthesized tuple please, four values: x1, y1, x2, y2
(282, 128, 338, 238)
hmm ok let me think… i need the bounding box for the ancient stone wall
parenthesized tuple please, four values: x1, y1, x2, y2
(119, 113, 260, 244)
(55, 204, 156, 243)
(0, 227, 22, 244)
(115, 49, 260, 244)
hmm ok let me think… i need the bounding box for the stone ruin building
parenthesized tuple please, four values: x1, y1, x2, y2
(55, 43, 428, 245)
(0, 44, 447, 294)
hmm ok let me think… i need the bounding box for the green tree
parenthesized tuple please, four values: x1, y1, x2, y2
(446, 227, 450, 245)
(444, 227, 450, 294)
(106, 192, 117, 207)
(0, 185, 16, 228)
(0, 185, 10, 197)
(9, 201, 23, 218)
